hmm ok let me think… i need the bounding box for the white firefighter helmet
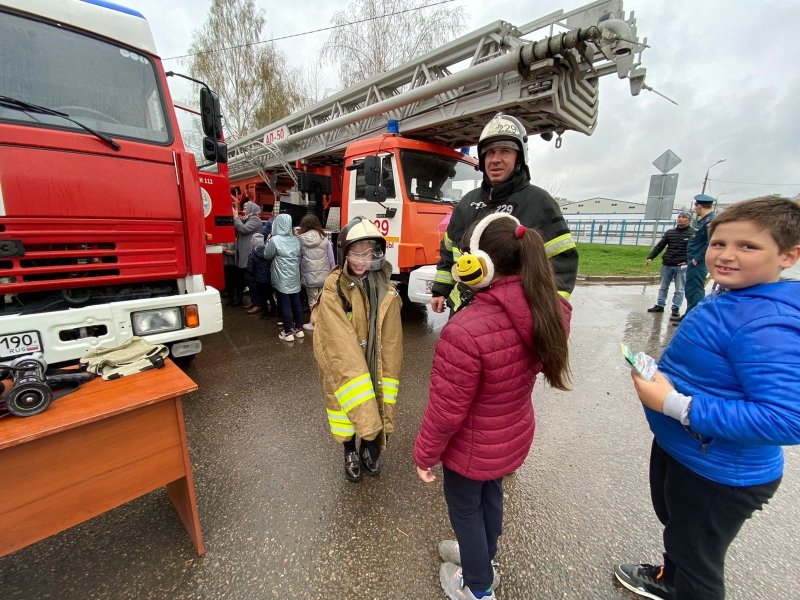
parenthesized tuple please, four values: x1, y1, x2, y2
(337, 216, 387, 268)
(477, 113, 529, 179)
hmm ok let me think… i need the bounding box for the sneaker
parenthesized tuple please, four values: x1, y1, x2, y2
(670, 308, 680, 318)
(439, 540, 462, 564)
(440, 563, 496, 600)
(438, 542, 500, 588)
(293, 328, 305, 339)
(278, 331, 295, 342)
(647, 305, 665, 313)
(614, 563, 675, 600)
(670, 316, 684, 326)
(303, 322, 315, 331)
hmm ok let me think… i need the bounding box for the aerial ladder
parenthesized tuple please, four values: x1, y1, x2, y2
(226, 0, 651, 297)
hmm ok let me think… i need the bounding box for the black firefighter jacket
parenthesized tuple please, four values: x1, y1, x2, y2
(432, 171, 578, 308)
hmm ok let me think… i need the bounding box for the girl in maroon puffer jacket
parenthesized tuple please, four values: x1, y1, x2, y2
(414, 213, 572, 600)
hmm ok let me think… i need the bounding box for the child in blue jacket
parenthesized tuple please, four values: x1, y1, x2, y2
(245, 233, 276, 316)
(615, 197, 800, 600)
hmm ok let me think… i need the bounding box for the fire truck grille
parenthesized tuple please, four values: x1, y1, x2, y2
(0, 221, 186, 294)
(20, 243, 119, 282)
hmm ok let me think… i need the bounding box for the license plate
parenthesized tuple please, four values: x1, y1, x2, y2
(0, 331, 43, 360)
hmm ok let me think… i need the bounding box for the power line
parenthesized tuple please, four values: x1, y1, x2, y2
(164, 0, 458, 62)
(708, 177, 799, 187)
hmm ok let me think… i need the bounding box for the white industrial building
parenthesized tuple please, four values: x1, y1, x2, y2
(560, 197, 649, 216)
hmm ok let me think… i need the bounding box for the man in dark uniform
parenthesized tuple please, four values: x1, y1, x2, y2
(430, 113, 578, 313)
(675, 193, 716, 323)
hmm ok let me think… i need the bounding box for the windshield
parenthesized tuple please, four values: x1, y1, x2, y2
(0, 10, 170, 144)
(400, 150, 480, 204)
(174, 105, 207, 167)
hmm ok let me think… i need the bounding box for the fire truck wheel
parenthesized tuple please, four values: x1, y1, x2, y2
(55, 106, 121, 124)
(171, 354, 195, 370)
(6, 382, 53, 417)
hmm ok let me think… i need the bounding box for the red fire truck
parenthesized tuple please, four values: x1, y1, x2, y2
(0, 1, 225, 365)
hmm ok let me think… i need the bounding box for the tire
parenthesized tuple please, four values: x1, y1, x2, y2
(171, 353, 196, 370)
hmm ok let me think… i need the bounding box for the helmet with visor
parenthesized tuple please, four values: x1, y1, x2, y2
(337, 217, 387, 272)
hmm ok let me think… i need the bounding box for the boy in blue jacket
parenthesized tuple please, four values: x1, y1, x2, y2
(615, 197, 800, 600)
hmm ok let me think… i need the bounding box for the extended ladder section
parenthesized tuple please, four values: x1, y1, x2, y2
(227, 0, 648, 181)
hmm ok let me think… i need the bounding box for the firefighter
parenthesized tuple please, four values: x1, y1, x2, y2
(430, 113, 578, 313)
(311, 217, 403, 482)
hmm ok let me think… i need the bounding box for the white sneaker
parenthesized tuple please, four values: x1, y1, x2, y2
(438, 543, 500, 588)
(302, 322, 314, 331)
(278, 331, 295, 342)
(439, 540, 461, 565)
(440, 562, 496, 600)
(293, 328, 305, 338)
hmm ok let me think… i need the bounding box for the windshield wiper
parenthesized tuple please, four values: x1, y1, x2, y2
(415, 193, 455, 204)
(0, 95, 120, 151)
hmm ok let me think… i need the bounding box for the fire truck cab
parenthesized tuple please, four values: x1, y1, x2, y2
(0, 1, 224, 365)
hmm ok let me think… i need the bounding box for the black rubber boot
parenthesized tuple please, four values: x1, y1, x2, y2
(344, 451, 362, 482)
(360, 440, 381, 476)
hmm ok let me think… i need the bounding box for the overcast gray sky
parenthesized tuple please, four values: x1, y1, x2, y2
(125, 0, 800, 207)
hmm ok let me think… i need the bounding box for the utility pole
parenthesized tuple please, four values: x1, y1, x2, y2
(701, 158, 726, 194)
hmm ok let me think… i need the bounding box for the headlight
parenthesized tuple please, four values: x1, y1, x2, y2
(132, 307, 182, 335)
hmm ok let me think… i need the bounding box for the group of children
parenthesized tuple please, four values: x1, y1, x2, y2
(309, 197, 800, 600)
(227, 203, 335, 342)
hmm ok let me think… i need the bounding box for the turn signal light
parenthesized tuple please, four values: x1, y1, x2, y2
(185, 305, 200, 328)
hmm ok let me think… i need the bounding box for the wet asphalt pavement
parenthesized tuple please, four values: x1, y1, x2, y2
(1, 282, 798, 599)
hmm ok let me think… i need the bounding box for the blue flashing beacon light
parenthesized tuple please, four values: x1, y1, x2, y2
(387, 119, 400, 134)
(459, 147, 471, 156)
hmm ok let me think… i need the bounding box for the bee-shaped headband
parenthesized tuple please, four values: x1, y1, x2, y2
(452, 213, 521, 289)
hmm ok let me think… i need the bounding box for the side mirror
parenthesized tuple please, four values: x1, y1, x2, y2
(203, 137, 228, 164)
(363, 155, 381, 186)
(200, 88, 223, 140)
(365, 185, 387, 203)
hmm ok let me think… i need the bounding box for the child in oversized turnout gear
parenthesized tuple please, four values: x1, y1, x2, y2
(312, 217, 403, 482)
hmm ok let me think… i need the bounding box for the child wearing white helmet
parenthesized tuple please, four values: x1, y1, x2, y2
(311, 217, 403, 482)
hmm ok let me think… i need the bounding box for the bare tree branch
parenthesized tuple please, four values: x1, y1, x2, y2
(321, 0, 467, 89)
(187, 0, 303, 138)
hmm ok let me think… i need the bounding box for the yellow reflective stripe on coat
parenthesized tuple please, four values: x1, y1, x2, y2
(443, 232, 453, 251)
(335, 372, 375, 412)
(557, 290, 572, 300)
(382, 377, 399, 404)
(435, 269, 455, 285)
(544, 233, 576, 258)
(448, 286, 463, 310)
(327, 408, 355, 436)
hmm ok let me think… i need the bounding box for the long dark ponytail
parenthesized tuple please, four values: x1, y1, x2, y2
(462, 216, 571, 390)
